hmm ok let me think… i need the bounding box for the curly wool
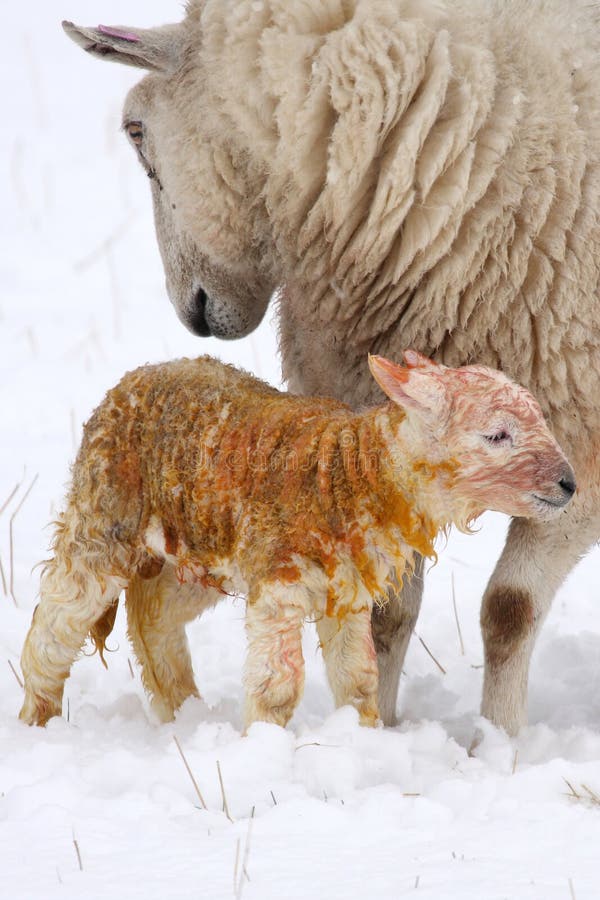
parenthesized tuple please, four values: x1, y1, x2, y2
(180, 0, 600, 444)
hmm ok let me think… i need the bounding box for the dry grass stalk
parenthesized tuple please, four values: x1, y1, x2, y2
(72, 834, 83, 871)
(173, 735, 208, 810)
(0, 480, 21, 518)
(233, 837, 241, 896)
(8, 660, 23, 689)
(217, 760, 234, 823)
(235, 806, 255, 900)
(582, 783, 600, 804)
(9, 474, 39, 606)
(451, 572, 465, 656)
(295, 741, 340, 751)
(563, 777, 600, 807)
(128, 658, 135, 679)
(414, 875, 420, 889)
(270, 790, 277, 806)
(569, 877, 577, 899)
(0, 554, 7, 596)
(512, 749, 518, 775)
(416, 633, 446, 675)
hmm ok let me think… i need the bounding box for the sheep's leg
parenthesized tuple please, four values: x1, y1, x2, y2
(244, 581, 311, 729)
(481, 495, 600, 736)
(20, 537, 126, 726)
(316, 604, 380, 727)
(371, 557, 424, 726)
(126, 563, 221, 722)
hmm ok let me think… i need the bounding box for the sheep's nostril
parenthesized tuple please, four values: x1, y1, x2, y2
(558, 474, 576, 498)
(187, 288, 212, 337)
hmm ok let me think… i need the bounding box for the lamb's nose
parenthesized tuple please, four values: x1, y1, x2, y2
(558, 468, 576, 498)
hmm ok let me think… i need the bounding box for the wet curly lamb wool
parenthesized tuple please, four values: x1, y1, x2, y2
(19, 352, 573, 729)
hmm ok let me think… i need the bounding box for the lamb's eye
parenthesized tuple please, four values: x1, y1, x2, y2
(125, 121, 143, 147)
(483, 430, 512, 446)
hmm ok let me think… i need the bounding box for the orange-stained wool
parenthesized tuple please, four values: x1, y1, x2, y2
(73, 356, 437, 595)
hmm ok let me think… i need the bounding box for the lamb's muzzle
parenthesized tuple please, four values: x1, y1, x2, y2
(557, 471, 577, 498)
(19, 351, 573, 728)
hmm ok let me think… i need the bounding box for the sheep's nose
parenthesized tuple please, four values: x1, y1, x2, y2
(187, 287, 212, 337)
(558, 467, 576, 498)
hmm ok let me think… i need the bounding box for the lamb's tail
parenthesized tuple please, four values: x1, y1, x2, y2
(89, 599, 119, 668)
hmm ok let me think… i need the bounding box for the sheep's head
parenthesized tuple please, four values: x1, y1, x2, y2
(369, 351, 576, 524)
(62, 13, 276, 340)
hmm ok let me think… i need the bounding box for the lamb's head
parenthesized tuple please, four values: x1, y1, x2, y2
(369, 351, 576, 524)
(62, 12, 276, 340)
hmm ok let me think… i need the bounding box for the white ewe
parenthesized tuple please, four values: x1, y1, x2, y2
(62, 0, 600, 734)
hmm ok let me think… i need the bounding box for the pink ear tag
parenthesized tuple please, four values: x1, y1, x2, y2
(98, 24, 140, 43)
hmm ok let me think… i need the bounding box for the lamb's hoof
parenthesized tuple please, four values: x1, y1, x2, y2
(358, 706, 381, 728)
(150, 698, 177, 724)
(19, 693, 61, 727)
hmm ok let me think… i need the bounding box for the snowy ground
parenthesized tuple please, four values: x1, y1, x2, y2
(1, 2, 600, 898)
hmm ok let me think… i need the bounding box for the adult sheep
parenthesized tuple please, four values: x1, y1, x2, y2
(63, 0, 600, 737)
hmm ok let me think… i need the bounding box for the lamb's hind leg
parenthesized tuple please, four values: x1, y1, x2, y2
(126, 563, 222, 722)
(481, 490, 600, 736)
(244, 580, 312, 729)
(20, 514, 127, 726)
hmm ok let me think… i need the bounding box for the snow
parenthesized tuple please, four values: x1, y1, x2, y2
(1, 2, 600, 898)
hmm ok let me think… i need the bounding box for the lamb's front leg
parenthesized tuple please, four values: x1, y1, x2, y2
(481, 491, 600, 735)
(316, 593, 380, 727)
(244, 580, 312, 729)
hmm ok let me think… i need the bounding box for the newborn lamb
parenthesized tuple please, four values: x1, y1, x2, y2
(19, 351, 575, 728)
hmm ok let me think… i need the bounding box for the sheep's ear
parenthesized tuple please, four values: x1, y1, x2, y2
(368, 354, 447, 419)
(402, 349, 440, 370)
(62, 21, 182, 73)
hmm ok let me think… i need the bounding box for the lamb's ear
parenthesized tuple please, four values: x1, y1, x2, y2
(368, 354, 447, 419)
(62, 21, 182, 73)
(402, 349, 440, 370)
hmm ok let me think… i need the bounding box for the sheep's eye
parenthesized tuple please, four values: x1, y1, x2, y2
(125, 121, 143, 147)
(483, 430, 512, 446)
